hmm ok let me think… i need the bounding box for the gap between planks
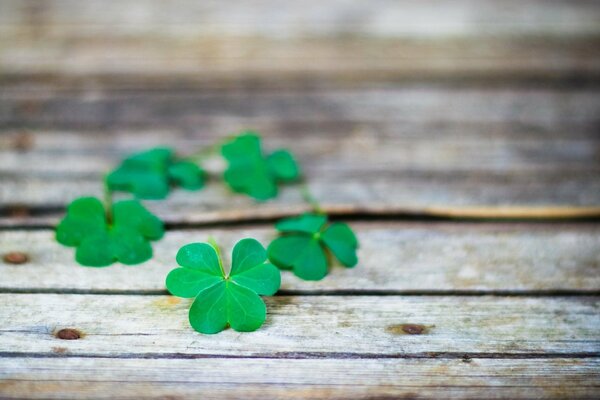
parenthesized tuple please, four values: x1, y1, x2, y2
(0, 352, 599, 361)
(2, 208, 600, 230)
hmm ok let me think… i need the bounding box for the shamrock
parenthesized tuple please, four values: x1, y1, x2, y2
(166, 238, 280, 334)
(221, 132, 300, 200)
(106, 147, 205, 199)
(56, 197, 164, 267)
(267, 213, 358, 280)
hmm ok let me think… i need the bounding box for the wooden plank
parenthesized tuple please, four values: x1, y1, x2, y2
(0, 294, 598, 356)
(1, 357, 598, 400)
(2, 127, 599, 175)
(3, 0, 597, 38)
(1, 223, 599, 292)
(1, 1, 598, 82)
(0, 86, 599, 213)
(1, 38, 598, 86)
(2, 86, 599, 130)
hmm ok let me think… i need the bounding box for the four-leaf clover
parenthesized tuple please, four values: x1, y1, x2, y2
(221, 132, 300, 200)
(268, 213, 359, 280)
(56, 197, 164, 267)
(166, 238, 281, 334)
(107, 147, 205, 199)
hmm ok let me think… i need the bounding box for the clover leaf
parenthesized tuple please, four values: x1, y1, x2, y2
(267, 213, 358, 280)
(56, 197, 164, 267)
(221, 132, 300, 200)
(106, 147, 205, 199)
(166, 238, 280, 334)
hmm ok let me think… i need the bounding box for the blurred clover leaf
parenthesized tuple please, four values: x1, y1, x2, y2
(166, 238, 280, 334)
(221, 132, 300, 201)
(267, 213, 358, 280)
(106, 147, 205, 199)
(56, 197, 164, 267)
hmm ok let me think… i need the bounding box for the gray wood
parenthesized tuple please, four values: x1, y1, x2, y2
(1, 1, 598, 82)
(2, 86, 599, 129)
(1, 223, 599, 292)
(0, 294, 598, 356)
(1, 357, 598, 400)
(3, 0, 597, 38)
(1, 1, 599, 398)
(1, 86, 599, 215)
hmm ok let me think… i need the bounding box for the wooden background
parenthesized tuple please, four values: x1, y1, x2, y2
(1, 1, 599, 399)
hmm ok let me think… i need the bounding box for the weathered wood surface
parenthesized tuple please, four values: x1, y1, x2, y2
(1, 358, 599, 400)
(1, 0, 599, 398)
(1, 223, 599, 293)
(1, 0, 599, 83)
(1, 294, 598, 356)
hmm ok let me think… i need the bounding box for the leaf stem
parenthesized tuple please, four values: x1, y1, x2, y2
(185, 136, 233, 163)
(300, 184, 324, 214)
(103, 176, 114, 224)
(207, 236, 226, 276)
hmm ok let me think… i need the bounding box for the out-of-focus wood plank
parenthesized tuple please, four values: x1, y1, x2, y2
(1, 295, 599, 356)
(1, 38, 598, 85)
(2, 86, 598, 130)
(1, 1, 598, 82)
(3, 0, 597, 38)
(1, 357, 598, 400)
(1, 223, 599, 292)
(1, 128, 599, 175)
(0, 86, 598, 214)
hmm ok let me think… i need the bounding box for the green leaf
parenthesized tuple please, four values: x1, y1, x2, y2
(268, 235, 328, 280)
(175, 243, 223, 276)
(267, 150, 300, 181)
(56, 197, 106, 246)
(230, 238, 280, 295)
(321, 223, 359, 267)
(224, 282, 267, 332)
(106, 147, 205, 199)
(221, 132, 300, 200)
(221, 132, 262, 162)
(166, 238, 281, 334)
(188, 281, 228, 334)
(109, 226, 153, 265)
(168, 161, 205, 190)
(165, 268, 223, 298)
(268, 214, 359, 280)
(56, 197, 164, 267)
(223, 161, 277, 200)
(112, 200, 164, 240)
(275, 213, 327, 234)
(75, 232, 113, 267)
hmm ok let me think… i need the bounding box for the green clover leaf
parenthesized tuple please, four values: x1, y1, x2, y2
(267, 213, 359, 280)
(106, 147, 205, 199)
(56, 197, 164, 267)
(166, 238, 281, 334)
(221, 132, 300, 200)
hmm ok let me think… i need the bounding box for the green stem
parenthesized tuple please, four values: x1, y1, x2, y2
(185, 136, 233, 163)
(207, 236, 226, 276)
(103, 177, 114, 224)
(300, 184, 324, 214)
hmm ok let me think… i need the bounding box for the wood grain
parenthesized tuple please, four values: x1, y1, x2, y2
(1, 357, 598, 400)
(1, 223, 599, 293)
(0, 294, 598, 356)
(0, 86, 599, 216)
(1, 1, 599, 398)
(1, 0, 598, 84)
(3, 0, 597, 38)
